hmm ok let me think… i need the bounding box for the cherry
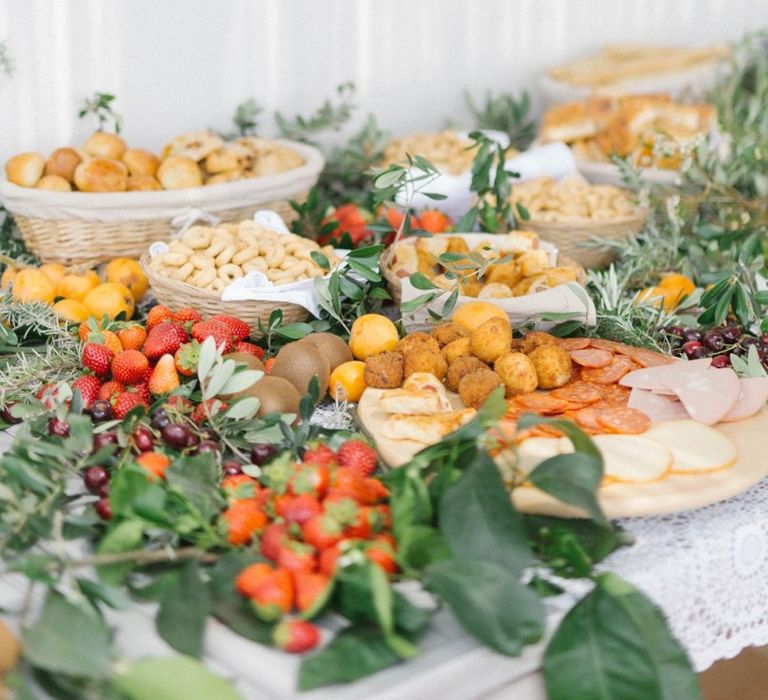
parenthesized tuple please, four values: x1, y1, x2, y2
(199, 427, 217, 442)
(195, 440, 220, 454)
(1, 402, 21, 425)
(151, 408, 170, 430)
(92, 431, 119, 452)
(222, 461, 243, 476)
(99, 484, 110, 498)
(665, 325, 685, 338)
(161, 423, 191, 449)
(132, 425, 155, 452)
(711, 354, 731, 368)
(84, 466, 109, 494)
(741, 336, 759, 350)
(682, 340, 704, 359)
(689, 346, 710, 360)
(760, 334, 768, 347)
(186, 432, 200, 448)
(95, 498, 112, 520)
(721, 326, 742, 344)
(702, 330, 725, 352)
(250, 443, 276, 465)
(48, 417, 70, 437)
(682, 328, 702, 343)
(90, 400, 113, 422)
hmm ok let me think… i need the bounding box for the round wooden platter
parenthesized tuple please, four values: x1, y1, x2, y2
(357, 388, 768, 520)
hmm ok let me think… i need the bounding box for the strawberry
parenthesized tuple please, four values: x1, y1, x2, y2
(166, 395, 194, 413)
(174, 341, 200, 377)
(210, 315, 250, 342)
(190, 398, 228, 424)
(222, 499, 268, 545)
(221, 474, 259, 502)
(302, 444, 337, 468)
(418, 209, 452, 234)
(111, 350, 149, 385)
(116, 324, 147, 351)
(129, 381, 152, 405)
(318, 542, 344, 576)
(82, 343, 114, 377)
(113, 391, 148, 419)
(98, 380, 125, 402)
(135, 451, 171, 480)
(301, 514, 343, 551)
(146, 304, 173, 331)
(327, 470, 387, 505)
(142, 322, 188, 361)
(89, 329, 123, 356)
(345, 505, 379, 539)
(261, 522, 290, 561)
(71, 375, 102, 409)
(293, 571, 332, 617)
(264, 357, 275, 374)
(191, 319, 233, 353)
(273, 619, 321, 653)
(365, 534, 398, 574)
(172, 307, 202, 326)
(148, 354, 180, 396)
(249, 567, 294, 621)
(276, 540, 317, 573)
(281, 494, 322, 525)
(233, 341, 264, 359)
(337, 439, 377, 477)
(290, 463, 330, 498)
(36, 383, 61, 409)
(235, 562, 273, 598)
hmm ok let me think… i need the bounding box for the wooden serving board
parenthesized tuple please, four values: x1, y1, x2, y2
(357, 388, 768, 519)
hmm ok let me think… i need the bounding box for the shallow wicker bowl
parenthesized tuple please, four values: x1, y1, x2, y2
(141, 254, 309, 338)
(0, 140, 323, 268)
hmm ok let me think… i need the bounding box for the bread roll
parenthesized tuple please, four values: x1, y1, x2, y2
(36, 174, 72, 192)
(205, 170, 249, 186)
(204, 144, 254, 174)
(163, 131, 223, 162)
(126, 174, 162, 191)
(122, 148, 159, 177)
(74, 157, 128, 192)
(83, 131, 127, 159)
(5, 152, 46, 187)
(157, 156, 203, 189)
(44, 147, 82, 182)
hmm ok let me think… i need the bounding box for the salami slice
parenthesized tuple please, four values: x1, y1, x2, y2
(515, 393, 570, 415)
(588, 338, 627, 352)
(571, 406, 603, 432)
(614, 346, 675, 368)
(596, 406, 651, 434)
(556, 337, 591, 351)
(550, 382, 604, 406)
(599, 383, 631, 406)
(569, 348, 614, 368)
(580, 356, 636, 384)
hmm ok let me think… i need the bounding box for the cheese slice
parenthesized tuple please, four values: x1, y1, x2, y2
(644, 420, 737, 473)
(591, 434, 671, 483)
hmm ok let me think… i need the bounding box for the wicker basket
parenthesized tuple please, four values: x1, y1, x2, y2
(142, 254, 309, 338)
(0, 140, 324, 268)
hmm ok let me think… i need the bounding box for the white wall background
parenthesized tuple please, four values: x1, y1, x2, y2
(0, 0, 766, 158)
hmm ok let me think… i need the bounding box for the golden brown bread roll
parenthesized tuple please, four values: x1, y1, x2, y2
(205, 170, 250, 186)
(122, 148, 159, 177)
(83, 131, 127, 159)
(5, 152, 46, 187)
(127, 174, 162, 191)
(36, 174, 72, 191)
(204, 143, 254, 174)
(163, 131, 223, 162)
(74, 157, 128, 192)
(44, 147, 82, 182)
(157, 156, 203, 189)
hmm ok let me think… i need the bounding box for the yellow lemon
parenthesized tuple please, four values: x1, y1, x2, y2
(349, 314, 399, 360)
(452, 301, 510, 333)
(83, 282, 135, 320)
(58, 273, 100, 301)
(328, 361, 367, 402)
(38, 263, 66, 291)
(10, 268, 56, 304)
(52, 298, 90, 323)
(104, 257, 148, 301)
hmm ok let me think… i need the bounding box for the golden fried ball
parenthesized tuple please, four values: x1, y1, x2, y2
(446, 356, 487, 393)
(364, 351, 404, 389)
(403, 347, 447, 381)
(460, 280, 483, 297)
(458, 368, 504, 409)
(397, 332, 440, 356)
(493, 352, 538, 397)
(431, 322, 468, 347)
(527, 344, 573, 389)
(519, 331, 557, 355)
(485, 261, 523, 289)
(441, 336, 471, 364)
(469, 317, 512, 363)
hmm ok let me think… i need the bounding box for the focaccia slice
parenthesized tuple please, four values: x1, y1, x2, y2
(382, 408, 477, 444)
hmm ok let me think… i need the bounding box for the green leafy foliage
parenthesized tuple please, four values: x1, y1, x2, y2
(464, 89, 535, 150)
(275, 81, 355, 142)
(78, 92, 122, 133)
(156, 561, 211, 658)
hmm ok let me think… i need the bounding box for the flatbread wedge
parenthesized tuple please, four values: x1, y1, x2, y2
(382, 409, 477, 444)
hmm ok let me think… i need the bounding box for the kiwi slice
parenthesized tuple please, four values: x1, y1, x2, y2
(270, 342, 330, 399)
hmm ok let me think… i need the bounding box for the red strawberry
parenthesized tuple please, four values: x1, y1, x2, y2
(221, 474, 259, 502)
(337, 439, 377, 477)
(276, 540, 317, 573)
(71, 375, 102, 409)
(281, 494, 322, 526)
(328, 470, 387, 505)
(301, 514, 343, 551)
(211, 315, 250, 342)
(249, 567, 294, 621)
(233, 341, 264, 359)
(36, 383, 62, 409)
(290, 463, 330, 497)
(142, 322, 188, 361)
(111, 349, 149, 385)
(82, 343, 113, 377)
(113, 391, 148, 419)
(146, 305, 173, 331)
(345, 505, 379, 539)
(172, 307, 202, 326)
(272, 619, 321, 653)
(190, 319, 233, 353)
(261, 522, 290, 561)
(190, 398, 228, 424)
(166, 395, 194, 413)
(148, 354, 180, 396)
(302, 444, 337, 467)
(221, 500, 268, 545)
(174, 341, 200, 377)
(129, 381, 152, 405)
(293, 571, 332, 617)
(318, 542, 344, 576)
(235, 562, 273, 598)
(98, 380, 125, 402)
(365, 534, 398, 574)
(116, 324, 147, 351)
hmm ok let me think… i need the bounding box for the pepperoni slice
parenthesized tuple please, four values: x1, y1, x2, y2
(556, 337, 591, 351)
(615, 346, 675, 368)
(580, 356, 636, 385)
(571, 406, 603, 432)
(550, 381, 604, 406)
(599, 384, 631, 406)
(596, 407, 651, 434)
(515, 393, 570, 415)
(588, 338, 626, 352)
(569, 348, 614, 368)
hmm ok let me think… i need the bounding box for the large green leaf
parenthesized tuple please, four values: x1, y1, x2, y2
(156, 561, 211, 658)
(438, 450, 531, 575)
(113, 656, 241, 700)
(22, 591, 111, 678)
(96, 518, 145, 585)
(424, 559, 544, 655)
(543, 573, 701, 700)
(165, 454, 222, 521)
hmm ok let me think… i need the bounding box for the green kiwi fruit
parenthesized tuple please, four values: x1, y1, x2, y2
(244, 375, 302, 418)
(298, 332, 353, 371)
(270, 341, 330, 398)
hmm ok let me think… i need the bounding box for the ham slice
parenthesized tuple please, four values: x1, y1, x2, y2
(721, 377, 768, 422)
(628, 388, 690, 423)
(620, 358, 712, 391)
(662, 367, 740, 425)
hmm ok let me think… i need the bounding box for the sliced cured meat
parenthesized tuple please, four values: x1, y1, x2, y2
(663, 367, 740, 425)
(550, 382, 604, 406)
(599, 384, 631, 406)
(619, 358, 712, 390)
(571, 406, 603, 432)
(556, 337, 591, 351)
(596, 406, 651, 434)
(627, 388, 690, 424)
(569, 348, 614, 368)
(580, 356, 636, 384)
(721, 377, 768, 422)
(644, 420, 737, 473)
(588, 338, 627, 352)
(591, 434, 672, 483)
(515, 393, 570, 415)
(617, 347, 675, 368)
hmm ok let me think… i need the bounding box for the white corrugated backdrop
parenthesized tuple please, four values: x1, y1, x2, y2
(0, 0, 767, 158)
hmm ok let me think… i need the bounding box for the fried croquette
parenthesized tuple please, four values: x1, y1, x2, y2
(460, 280, 483, 297)
(458, 367, 504, 409)
(527, 344, 572, 389)
(446, 356, 487, 392)
(493, 352, 538, 396)
(485, 261, 522, 289)
(469, 317, 512, 363)
(431, 322, 468, 347)
(397, 332, 440, 356)
(441, 336, 471, 364)
(364, 351, 404, 389)
(519, 331, 557, 355)
(403, 348, 447, 381)
(445, 237, 470, 255)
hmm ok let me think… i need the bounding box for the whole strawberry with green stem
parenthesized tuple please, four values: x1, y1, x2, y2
(82, 343, 113, 377)
(142, 322, 188, 361)
(273, 619, 321, 653)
